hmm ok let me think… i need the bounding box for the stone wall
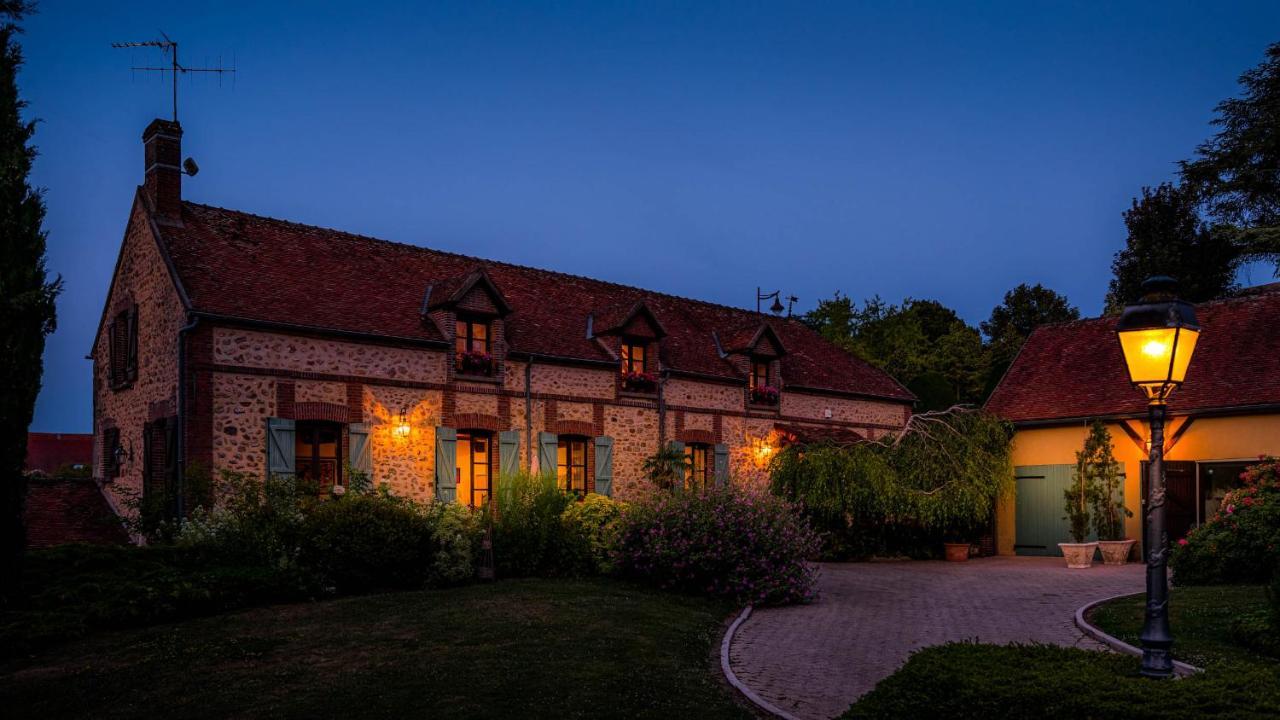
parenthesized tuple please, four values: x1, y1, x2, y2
(213, 327, 447, 383)
(93, 200, 185, 510)
(781, 390, 907, 427)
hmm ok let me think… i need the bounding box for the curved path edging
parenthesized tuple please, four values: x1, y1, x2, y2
(721, 606, 801, 720)
(1074, 592, 1201, 676)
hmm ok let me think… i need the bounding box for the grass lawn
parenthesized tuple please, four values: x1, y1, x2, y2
(1087, 584, 1275, 667)
(842, 585, 1280, 719)
(0, 578, 752, 720)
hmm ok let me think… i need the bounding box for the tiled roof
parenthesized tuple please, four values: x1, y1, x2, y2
(25, 432, 93, 475)
(159, 202, 914, 402)
(986, 285, 1280, 423)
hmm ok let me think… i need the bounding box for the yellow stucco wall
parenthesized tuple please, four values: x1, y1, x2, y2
(997, 413, 1280, 555)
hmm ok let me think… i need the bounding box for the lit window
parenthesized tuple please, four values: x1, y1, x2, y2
(685, 443, 710, 490)
(750, 360, 770, 389)
(621, 341, 646, 374)
(455, 318, 490, 355)
(557, 437, 588, 495)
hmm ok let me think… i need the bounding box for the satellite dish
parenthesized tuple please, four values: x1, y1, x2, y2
(182, 157, 200, 177)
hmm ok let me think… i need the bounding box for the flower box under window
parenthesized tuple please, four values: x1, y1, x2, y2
(455, 350, 494, 376)
(621, 370, 657, 393)
(749, 385, 780, 405)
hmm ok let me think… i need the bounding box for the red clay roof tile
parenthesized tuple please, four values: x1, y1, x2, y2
(160, 202, 915, 402)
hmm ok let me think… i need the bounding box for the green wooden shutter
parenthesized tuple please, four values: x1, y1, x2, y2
(499, 430, 521, 478)
(669, 441, 686, 491)
(266, 418, 296, 477)
(435, 427, 457, 502)
(348, 423, 372, 478)
(594, 436, 614, 497)
(713, 443, 729, 486)
(538, 432, 559, 478)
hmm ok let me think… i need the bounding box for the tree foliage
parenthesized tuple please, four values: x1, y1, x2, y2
(1078, 421, 1129, 541)
(769, 408, 1013, 550)
(802, 294, 989, 410)
(1, 0, 59, 606)
(1105, 182, 1239, 313)
(981, 283, 1079, 376)
(1180, 41, 1280, 271)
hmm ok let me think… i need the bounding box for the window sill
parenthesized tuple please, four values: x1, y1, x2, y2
(618, 389, 659, 400)
(454, 372, 501, 384)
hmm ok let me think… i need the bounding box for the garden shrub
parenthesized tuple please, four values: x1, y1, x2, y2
(425, 500, 484, 585)
(769, 408, 1012, 559)
(614, 484, 820, 605)
(486, 471, 592, 577)
(298, 494, 438, 593)
(561, 493, 626, 574)
(1172, 457, 1280, 586)
(176, 471, 310, 569)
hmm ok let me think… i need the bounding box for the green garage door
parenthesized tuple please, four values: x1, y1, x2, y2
(1014, 464, 1124, 556)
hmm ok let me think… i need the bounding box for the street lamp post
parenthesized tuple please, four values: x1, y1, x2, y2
(1114, 276, 1201, 679)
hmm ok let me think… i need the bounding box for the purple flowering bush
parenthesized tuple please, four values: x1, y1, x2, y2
(613, 484, 821, 605)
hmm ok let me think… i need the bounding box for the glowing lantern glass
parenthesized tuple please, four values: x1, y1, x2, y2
(1115, 276, 1200, 404)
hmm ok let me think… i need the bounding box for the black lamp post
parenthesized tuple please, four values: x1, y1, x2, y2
(1114, 276, 1201, 679)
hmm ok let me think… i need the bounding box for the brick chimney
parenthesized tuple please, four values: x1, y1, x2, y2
(142, 119, 183, 225)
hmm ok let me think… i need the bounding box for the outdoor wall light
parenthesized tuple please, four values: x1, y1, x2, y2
(113, 441, 132, 468)
(1115, 276, 1201, 680)
(395, 406, 412, 438)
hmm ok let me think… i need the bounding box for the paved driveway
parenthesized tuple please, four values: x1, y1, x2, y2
(728, 556, 1144, 720)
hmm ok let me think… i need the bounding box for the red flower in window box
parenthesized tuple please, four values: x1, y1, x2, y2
(749, 385, 780, 405)
(621, 370, 657, 392)
(456, 350, 494, 376)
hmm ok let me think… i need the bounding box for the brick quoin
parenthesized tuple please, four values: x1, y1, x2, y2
(275, 381, 296, 420)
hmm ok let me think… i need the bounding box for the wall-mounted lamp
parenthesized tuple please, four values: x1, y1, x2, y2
(395, 406, 412, 438)
(753, 438, 775, 467)
(113, 441, 133, 468)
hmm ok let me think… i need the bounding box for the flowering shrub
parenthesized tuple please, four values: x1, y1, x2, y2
(455, 349, 493, 375)
(1171, 457, 1280, 586)
(562, 493, 627, 574)
(614, 484, 821, 605)
(749, 385, 780, 405)
(620, 370, 657, 392)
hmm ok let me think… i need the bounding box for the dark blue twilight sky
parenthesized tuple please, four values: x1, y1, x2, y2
(22, 1, 1280, 432)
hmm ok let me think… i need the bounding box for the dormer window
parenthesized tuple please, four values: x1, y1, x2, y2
(750, 360, 770, 390)
(455, 317, 493, 375)
(621, 340, 646, 374)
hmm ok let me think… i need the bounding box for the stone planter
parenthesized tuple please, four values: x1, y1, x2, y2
(1058, 542, 1098, 569)
(943, 542, 970, 562)
(1097, 539, 1136, 566)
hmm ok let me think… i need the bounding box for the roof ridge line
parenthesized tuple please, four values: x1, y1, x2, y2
(182, 200, 811, 323)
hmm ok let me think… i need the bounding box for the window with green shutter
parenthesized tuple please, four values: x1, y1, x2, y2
(435, 427, 457, 502)
(594, 436, 614, 497)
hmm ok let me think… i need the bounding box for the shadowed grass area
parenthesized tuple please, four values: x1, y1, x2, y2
(1, 578, 751, 720)
(843, 585, 1280, 719)
(840, 642, 1280, 720)
(1087, 585, 1275, 667)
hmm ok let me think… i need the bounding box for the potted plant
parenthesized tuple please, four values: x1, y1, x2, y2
(943, 536, 971, 562)
(1060, 431, 1100, 569)
(1083, 421, 1135, 565)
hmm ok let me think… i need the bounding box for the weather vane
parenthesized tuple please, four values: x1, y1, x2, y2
(111, 32, 235, 123)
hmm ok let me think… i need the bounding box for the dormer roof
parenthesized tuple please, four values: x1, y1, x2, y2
(422, 267, 512, 316)
(716, 321, 786, 358)
(589, 299, 667, 339)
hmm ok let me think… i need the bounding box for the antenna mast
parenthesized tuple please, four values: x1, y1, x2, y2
(111, 32, 235, 122)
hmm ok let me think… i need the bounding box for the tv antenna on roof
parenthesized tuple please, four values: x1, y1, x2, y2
(111, 32, 235, 123)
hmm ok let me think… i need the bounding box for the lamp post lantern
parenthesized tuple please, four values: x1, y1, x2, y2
(1114, 276, 1200, 679)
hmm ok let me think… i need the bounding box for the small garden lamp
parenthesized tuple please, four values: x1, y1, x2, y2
(1115, 276, 1200, 679)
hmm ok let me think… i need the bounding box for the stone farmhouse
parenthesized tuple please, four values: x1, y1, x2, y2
(92, 119, 914, 520)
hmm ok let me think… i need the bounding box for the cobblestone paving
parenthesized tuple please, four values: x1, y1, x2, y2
(728, 556, 1144, 720)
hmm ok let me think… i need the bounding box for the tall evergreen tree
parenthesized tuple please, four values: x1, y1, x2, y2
(1104, 182, 1238, 313)
(1180, 41, 1280, 270)
(1, 0, 60, 604)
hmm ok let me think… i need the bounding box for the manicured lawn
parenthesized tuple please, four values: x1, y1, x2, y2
(0, 578, 751, 720)
(1087, 584, 1275, 667)
(842, 586, 1280, 719)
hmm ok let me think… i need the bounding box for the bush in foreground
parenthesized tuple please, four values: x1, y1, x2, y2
(1172, 457, 1280, 586)
(614, 484, 820, 605)
(842, 643, 1280, 720)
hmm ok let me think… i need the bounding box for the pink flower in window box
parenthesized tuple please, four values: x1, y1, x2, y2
(621, 370, 657, 392)
(456, 350, 494, 375)
(750, 385, 780, 405)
